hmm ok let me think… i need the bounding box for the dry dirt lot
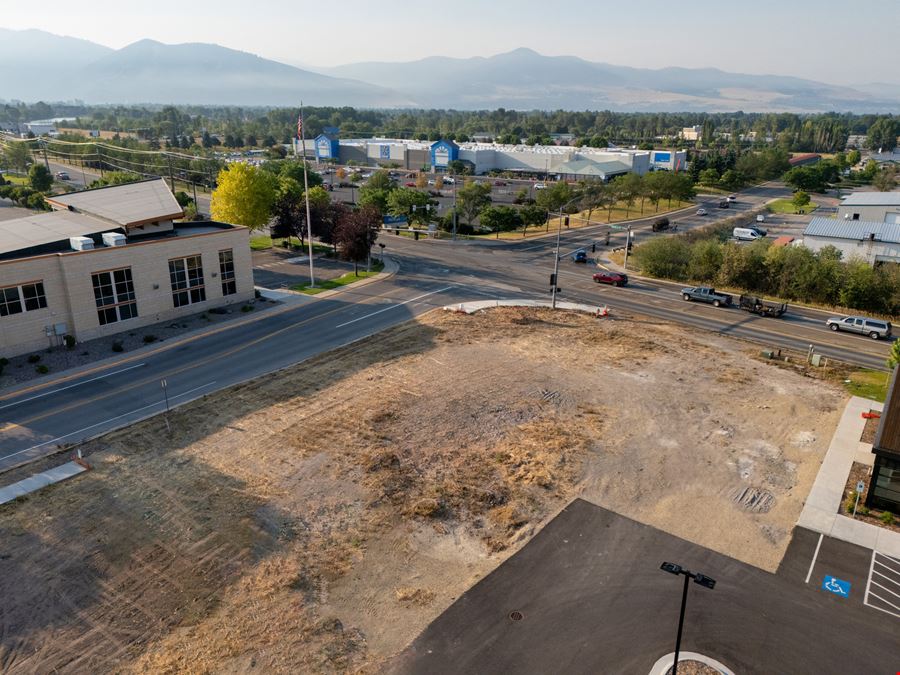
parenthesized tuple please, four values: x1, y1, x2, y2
(0, 307, 844, 673)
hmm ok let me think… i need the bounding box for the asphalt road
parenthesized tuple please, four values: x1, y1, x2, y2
(385, 500, 899, 674)
(0, 181, 890, 470)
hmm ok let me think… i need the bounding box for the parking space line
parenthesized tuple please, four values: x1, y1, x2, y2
(805, 533, 823, 584)
(864, 551, 900, 619)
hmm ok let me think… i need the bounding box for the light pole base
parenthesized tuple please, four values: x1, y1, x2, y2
(647, 652, 735, 675)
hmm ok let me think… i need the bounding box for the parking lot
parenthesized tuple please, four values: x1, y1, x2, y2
(387, 500, 899, 675)
(865, 550, 900, 619)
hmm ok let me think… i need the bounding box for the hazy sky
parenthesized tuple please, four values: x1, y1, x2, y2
(4, 0, 899, 84)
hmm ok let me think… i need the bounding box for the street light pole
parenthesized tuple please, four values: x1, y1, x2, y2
(551, 206, 563, 309)
(660, 562, 716, 675)
(623, 225, 632, 270)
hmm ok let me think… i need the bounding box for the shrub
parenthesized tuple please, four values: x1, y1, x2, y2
(64, 334, 76, 349)
(881, 511, 896, 526)
(112, 341, 124, 352)
(143, 335, 158, 344)
(35, 364, 49, 374)
(27, 354, 41, 364)
(845, 492, 859, 514)
(241, 304, 254, 312)
(0, 357, 8, 366)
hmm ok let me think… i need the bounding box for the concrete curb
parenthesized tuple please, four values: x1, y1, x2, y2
(798, 396, 900, 557)
(648, 652, 735, 675)
(444, 299, 609, 315)
(295, 256, 399, 300)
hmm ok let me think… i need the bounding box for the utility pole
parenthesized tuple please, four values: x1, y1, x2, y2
(452, 171, 458, 240)
(299, 102, 315, 287)
(167, 155, 175, 193)
(40, 139, 50, 172)
(551, 207, 563, 309)
(623, 225, 632, 269)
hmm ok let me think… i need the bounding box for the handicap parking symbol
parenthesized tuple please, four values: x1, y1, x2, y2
(821, 575, 851, 597)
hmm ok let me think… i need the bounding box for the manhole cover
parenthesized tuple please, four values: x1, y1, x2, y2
(508, 610, 524, 622)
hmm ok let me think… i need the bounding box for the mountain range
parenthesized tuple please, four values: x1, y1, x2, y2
(1, 29, 898, 113)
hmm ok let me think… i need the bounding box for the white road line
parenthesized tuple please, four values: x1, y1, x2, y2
(864, 549, 877, 605)
(870, 578, 900, 602)
(0, 381, 216, 461)
(0, 362, 147, 412)
(804, 533, 823, 584)
(335, 287, 453, 328)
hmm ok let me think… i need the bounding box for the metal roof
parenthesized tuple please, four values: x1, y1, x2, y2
(46, 178, 183, 228)
(840, 191, 900, 207)
(0, 210, 116, 256)
(556, 158, 631, 177)
(803, 216, 900, 244)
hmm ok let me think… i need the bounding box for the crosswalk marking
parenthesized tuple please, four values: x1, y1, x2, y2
(864, 550, 900, 619)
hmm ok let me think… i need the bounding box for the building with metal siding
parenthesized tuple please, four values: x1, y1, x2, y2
(868, 368, 900, 514)
(839, 192, 900, 224)
(802, 217, 900, 266)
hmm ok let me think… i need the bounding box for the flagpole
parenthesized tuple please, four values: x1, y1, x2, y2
(300, 102, 315, 287)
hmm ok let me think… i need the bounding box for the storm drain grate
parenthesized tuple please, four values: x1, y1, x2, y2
(508, 610, 524, 622)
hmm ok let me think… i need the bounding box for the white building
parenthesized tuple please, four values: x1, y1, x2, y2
(839, 192, 900, 224)
(802, 217, 900, 266)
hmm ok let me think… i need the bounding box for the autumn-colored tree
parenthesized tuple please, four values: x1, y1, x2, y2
(210, 163, 277, 229)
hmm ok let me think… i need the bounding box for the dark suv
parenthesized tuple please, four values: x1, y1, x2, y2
(593, 270, 628, 287)
(652, 217, 670, 232)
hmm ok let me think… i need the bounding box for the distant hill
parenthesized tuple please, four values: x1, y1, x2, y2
(325, 47, 900, 113)
(2, 31, 899, 112)
(0, 30, 410, 107)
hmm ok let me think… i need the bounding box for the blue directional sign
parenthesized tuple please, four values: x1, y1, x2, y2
(822, 575, 851, 597)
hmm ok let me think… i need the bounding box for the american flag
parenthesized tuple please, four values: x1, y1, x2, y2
(297, 114, 303, 139)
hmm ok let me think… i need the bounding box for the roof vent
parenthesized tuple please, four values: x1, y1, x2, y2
(69, 236, 94, 251)
(101, 232, 126, 247)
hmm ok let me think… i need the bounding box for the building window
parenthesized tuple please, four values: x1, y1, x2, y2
(91, 268, 137, 326)
(169, 255, 206, 307)
(219, 249, 236, 296)
(871, 456, 900, 512)
(0, 281, 47, 317)
(852, 213, 860, 220)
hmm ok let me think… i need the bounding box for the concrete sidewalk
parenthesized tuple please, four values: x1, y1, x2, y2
(0, 461, 87, 506)
(798, 396, 900, 557)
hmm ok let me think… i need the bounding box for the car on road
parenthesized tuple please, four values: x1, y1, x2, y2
(727, 194, 737, 202)
(756, 214, 766, 223)
(405, 181, 416, 187)
(572, 249, 587, 263)
(55, 171, 70, 180)
(733, 227, 764, 241)
(748, 224, 767, 236)
(494, 180, 507, 186)
(443, 176, 455, 184)
(593, 270, 628, 286)
(681, 286, 733, 307)
(534, 182, 547, 190)
(826, 316, 892, 340)
(718, 200, 730, 209)
(696, 208, 708, 216)
(651, 217, 670, 232)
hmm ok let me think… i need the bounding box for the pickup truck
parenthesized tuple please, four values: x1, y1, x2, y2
(739, 294, 787, 317)
(681, 286, 733, 307)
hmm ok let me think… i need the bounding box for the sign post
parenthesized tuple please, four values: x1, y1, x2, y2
(853, 480, 865, 517)
(161, 378, 171, 433)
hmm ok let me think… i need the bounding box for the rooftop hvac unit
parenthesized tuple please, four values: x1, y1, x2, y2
(101, 232, 126, 247)
(69, 236, 94, 251)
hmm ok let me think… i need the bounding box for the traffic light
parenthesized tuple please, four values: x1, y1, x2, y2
(591, 243, 596, 253)
(564, 216, 570, 227)
(550, 273, 557, 287)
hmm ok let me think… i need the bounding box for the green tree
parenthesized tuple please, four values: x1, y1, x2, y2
(479, 205, 522, 234)
(210, 162, 277, 229)
(28, 163, 52, 192)
(873, 168, 897, 192)
(535, 181, 573, 214)
(846, 149, 861, 166)
(866, 117, 900, 152)
(457, 180, 492, 225)
(633, 237, 691, 280)
(447, 159, 469, 175)
(519, 204, 548, 235)
(2, 140, 32, 174)
(719, 169, 743, 190)
(698, 168, 720, 186)
(358, 170, 396, 214)
(792, 190, 811, 211)
(387, 187, 431, 225)
(687, 240, 723, 281)
(889, 335, 900, 369)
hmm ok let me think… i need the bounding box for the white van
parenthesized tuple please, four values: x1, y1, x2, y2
(733, 227, 763, 241)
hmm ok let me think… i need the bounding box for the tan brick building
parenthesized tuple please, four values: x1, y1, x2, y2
(0, 179, 253, 357)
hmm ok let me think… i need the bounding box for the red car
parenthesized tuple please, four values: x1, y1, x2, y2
(405, 181, 417, 187)
(593, 270, 628, 287)
(494, 180, 507, 186)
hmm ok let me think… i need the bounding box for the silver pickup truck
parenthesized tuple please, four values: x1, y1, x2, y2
(681, 286, 733, 307)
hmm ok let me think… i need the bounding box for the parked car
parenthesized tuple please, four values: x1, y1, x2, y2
(826, 316, 892, 340)
(405, 181, 416, 187)
(696, 208, 708, 216)
(727, 194, 737, 202)
(443, 176, 455, 184)
(718, 200, 730, 209)
(323, 183, 334, 191)
(681, 286, 733, 307)
(55, 171, 70, 180)
(652, 217, 670, 232)
(494, 180, 507, 186)
(733, 227, 763, 241)
(593, 270, 628, 286)
(756, 214, 766, 223)
(748, 224, 767, 236)
(534, 182, 547, 190)
(572, 249, 587, 263)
